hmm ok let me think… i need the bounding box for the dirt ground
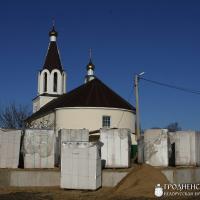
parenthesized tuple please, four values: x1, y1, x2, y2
(0, 165, 199, 200)
(0, 188, 199, 200)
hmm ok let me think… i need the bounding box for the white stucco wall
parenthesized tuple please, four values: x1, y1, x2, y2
(39, 69, 51, 95)
(29, 107, 136, 144)
(62, 72, 67, 93)
(55, 107, 136, 144)
(33, 69, 67, 112)
(38, 69, 66, 95)
(32, 96, 57, 113)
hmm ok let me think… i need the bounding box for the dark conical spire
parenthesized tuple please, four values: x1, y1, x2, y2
(42, 24, 63, 72)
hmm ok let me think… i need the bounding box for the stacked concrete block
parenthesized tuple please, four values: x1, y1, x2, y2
(0, 130, 21, 168)
(100, 128, 131, 168)
(23, 129, 55, 168)
(175, 131, 198, 166)
(59, 129, 89, 142)
(144, 129, 169, 167)
(196, 132, 200, 166)
(57, 129, 89, 166)
(61, 141, 101, 190)
(143, 130, 200, 167)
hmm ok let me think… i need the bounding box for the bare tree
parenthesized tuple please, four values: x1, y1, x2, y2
(165, 122, 182, 132)
(0, 103, 31, 129)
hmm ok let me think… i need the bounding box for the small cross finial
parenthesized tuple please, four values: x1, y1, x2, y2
(89, 48, 92, 60)
(52, 18, 55, 27)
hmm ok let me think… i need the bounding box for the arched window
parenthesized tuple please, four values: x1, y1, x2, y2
(53, 72, 58, 92)
(44, 72, 47, 92)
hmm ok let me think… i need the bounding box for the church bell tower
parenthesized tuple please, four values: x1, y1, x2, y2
(32, 25, 67, 113)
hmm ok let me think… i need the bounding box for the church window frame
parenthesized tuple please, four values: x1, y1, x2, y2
(102, 115, 111, 128)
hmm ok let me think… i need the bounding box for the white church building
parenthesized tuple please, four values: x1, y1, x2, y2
(27, 26, 136, 143)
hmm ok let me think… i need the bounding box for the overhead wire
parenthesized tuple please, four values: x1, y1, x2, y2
(140, 77, 200, 95)
(117, 75, 200, 129)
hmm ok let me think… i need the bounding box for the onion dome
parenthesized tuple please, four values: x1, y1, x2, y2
(86, 59, 95, 71)
(49, 26, 58, 37)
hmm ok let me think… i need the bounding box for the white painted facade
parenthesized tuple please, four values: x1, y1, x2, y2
(55, 107, 135, 132)
(33, 69, 66, 113)
(33, 96, 57, 113)
(38, 69, 66, 95)
(55, 107, 136, 144)
(29, 107, 136, 144)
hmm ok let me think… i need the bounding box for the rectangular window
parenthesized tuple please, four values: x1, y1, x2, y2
(102, 116, 111, 128)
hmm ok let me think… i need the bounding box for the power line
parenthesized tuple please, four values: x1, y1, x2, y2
(140, 77, 200, 95)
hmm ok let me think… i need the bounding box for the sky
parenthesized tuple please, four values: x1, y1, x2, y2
(0, 0, 200, 130)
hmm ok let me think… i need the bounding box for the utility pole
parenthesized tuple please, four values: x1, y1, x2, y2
(134, 74, 140, 140)
(134, 72, 144, 140)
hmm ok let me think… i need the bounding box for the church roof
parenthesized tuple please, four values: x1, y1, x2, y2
(27, 78, 135, 121)
(43, 41, 63, 72)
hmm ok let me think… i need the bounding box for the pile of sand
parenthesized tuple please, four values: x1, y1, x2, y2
(111, 164, 168, 198)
